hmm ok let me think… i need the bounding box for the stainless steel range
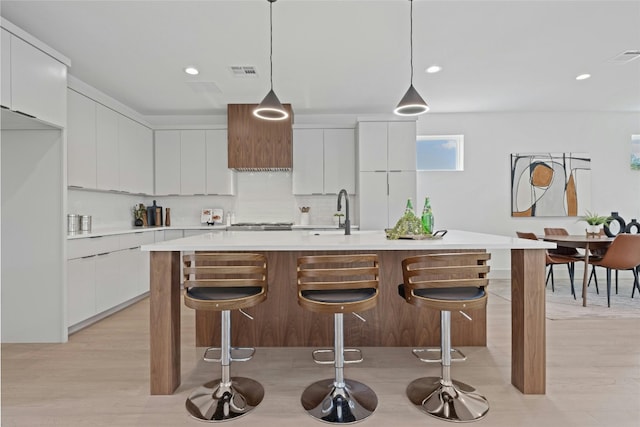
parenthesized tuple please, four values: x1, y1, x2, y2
(228, 222, 293, 231)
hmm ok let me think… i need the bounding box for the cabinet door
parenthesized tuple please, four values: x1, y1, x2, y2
(358, 171, 388, 230)
(96, 104, 119, 191)
(154, 130, 181, 195)
(388, 170, 416, 228)
(138, 249, 150, 294)
(206, 130, 235, 195)
(136, 124, 154, 195)
(67, 257, 96, 326)
(94, 252, 122, 313)
(292, 129, 324, 194)
(164, 230, 184, 240)
(357, 122, 387, 171)
(1, 29, 11, 108)
(67, 90, 97, 188)
(118, 115, 138, 193)
(324, 129, 355, 194)
(180, 130, 206, 195)
(10, 34, 67, 127)
(121, 248, 143, 301)
(387, 121, 416, 171)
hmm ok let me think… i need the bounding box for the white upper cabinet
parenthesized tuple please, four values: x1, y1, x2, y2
(323, 128, 355, 194)
(292, 128, 355, 195)
(6, 32, 67, 127)
(1, 29, 11, 109)
(357, 122, 388, 171)
(118, 115, 153, 194)
(387, 121, 417, 170)
(358, 121, 416, 171)
(206, 129, 235, 195)
(180, 130, 206, 195)
(67, 89, 97, 188)
(96, 104, 119, 191)
(154, 130, 181, 195)
(293, 129, 324, 194)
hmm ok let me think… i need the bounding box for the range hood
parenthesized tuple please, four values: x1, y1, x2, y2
(227, 104, 294, 171)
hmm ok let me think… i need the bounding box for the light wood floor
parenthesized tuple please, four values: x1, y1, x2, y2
(2, 280, 639, 426)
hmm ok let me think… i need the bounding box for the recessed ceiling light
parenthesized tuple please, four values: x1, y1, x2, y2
(426, 65, 442, 74)
(576, 73, 591, 81)
(184, 67, 199, 75)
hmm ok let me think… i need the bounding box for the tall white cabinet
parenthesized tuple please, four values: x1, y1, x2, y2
(357, 120, 417, 229)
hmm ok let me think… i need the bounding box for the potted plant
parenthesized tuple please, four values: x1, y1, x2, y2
(579, 210, 612, 234)
(333, 212, 344, 226)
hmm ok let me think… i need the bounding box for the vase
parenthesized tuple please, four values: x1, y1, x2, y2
(300, 212, 310, 226)
(586, 224, 602, 235)
(604, 211, 626, 237)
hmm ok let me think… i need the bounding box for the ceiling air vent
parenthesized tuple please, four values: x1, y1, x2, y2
(230, 66, 258, 77)
(609, 50, 640, 63)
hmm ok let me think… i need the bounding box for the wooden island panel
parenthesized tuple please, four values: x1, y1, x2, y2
(195, 249, 487, 348)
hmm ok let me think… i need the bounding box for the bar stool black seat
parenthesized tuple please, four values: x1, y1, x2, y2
(183, 252, 268, 422)
(297, 254, 379, 424)
(399, 252, 491, 422)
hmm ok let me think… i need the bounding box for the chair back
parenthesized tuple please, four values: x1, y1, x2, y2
(544, 228, 580, 256)
(401, 252, 491, 312)
(516, 231, 538, 240)
(297, 254, 379, 314)
(183, 252, 268, 310)
(595, 234, 640, 270)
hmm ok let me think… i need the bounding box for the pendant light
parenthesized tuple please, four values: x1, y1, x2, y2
(394, 0, 429, 116)
(254, 0, 289, 121)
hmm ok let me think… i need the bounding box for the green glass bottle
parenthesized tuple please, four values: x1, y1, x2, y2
(405, 198, 414, 215)
(421, 197, 433, 234)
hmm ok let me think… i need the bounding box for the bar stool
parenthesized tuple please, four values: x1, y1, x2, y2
(297, 254, 379, 424)
(183, 253, 268, 422)
(399, 252, 491, 422)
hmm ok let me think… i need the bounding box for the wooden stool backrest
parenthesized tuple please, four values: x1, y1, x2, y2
(297, 254, 379, 314)
(183, 252, 267, 291)
(401, 252, 491, 311)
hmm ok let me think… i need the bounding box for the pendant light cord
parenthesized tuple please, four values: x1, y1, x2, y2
(269, 0, 274, 91)
(410, 0, 414, 85)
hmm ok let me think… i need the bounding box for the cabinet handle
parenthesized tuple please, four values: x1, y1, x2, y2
(68, 185, 84, 189)
(81, 254, 96, 259)
(389, 170, 402, 172)
(89, 236, 103, 239)
(96, 252, 110, 257)
(1, 105, 9, 110)
(14, 110, 36, 119)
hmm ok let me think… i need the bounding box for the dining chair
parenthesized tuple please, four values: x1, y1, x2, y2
(516, 231, 581, 298)
(588, 234, 640, 307)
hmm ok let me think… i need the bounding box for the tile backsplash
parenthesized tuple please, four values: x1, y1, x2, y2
(68, 172, 358, 229)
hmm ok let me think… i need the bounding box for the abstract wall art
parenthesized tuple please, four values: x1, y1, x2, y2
(511, 152, 591, 217)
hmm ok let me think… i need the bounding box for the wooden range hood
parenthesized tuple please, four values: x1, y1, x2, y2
(227, 104, 294, 171)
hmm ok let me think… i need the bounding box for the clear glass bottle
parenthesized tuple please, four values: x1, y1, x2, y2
(421, 197, 434, 234)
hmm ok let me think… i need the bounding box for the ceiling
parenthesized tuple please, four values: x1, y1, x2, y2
(2, 0, 639, 119)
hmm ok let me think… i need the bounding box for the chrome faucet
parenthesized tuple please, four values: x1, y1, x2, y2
(337, 189, 351, 235)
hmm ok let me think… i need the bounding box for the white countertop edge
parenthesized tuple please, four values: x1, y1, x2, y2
(67, 225, 227, 239)
(141, 229, 556, 252)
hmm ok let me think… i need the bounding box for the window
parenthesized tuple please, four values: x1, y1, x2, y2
(416, 135, 464, 171)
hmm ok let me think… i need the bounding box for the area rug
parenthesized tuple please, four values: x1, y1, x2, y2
(489, 277, 640, 320)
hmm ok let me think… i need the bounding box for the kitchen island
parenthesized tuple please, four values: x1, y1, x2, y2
(142, 229, 553, 396)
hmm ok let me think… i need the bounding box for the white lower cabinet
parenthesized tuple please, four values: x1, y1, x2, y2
(67, 256, 96, 327)
(94, 251, 122, 314)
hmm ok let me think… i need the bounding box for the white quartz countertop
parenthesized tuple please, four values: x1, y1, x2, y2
(66, 225, 227, 239)
(141, 229, 556, 252)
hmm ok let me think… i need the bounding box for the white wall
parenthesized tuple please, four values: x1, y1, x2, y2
(415, 111, 640, 274)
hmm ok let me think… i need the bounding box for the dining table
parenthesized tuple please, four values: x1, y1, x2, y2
(541, 234, 615, 307)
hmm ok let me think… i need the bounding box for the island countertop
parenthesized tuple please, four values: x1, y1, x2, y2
(141, 229, 555, 252)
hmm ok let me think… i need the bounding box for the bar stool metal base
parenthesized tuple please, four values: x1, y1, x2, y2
(301, 378, 378, 424)
(186, 377, 264, 422)
(407, 376, 489, 423)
